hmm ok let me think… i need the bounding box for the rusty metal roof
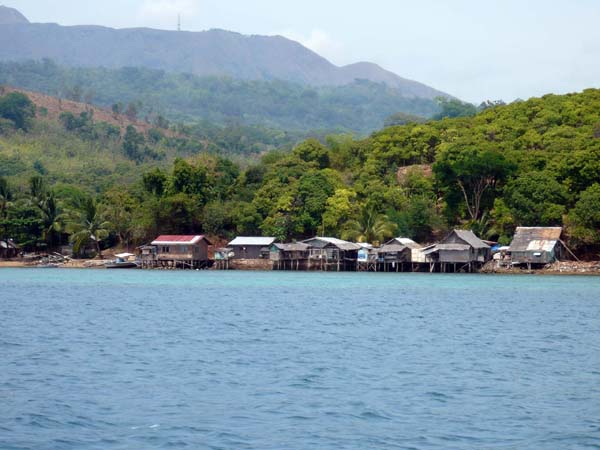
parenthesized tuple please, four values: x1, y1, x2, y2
(509, 227, 562, 252)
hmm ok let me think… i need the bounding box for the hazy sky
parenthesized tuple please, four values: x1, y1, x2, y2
(9, 0, 600, 103)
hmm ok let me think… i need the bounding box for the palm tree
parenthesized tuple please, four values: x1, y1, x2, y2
(66, 196, 112, 257)
(29, 175, 46, 205)
(0, 176, 12, 220)
(0, 177, 13, 246)
(341, 206, 397, 244)
(39, 192, 64, 251)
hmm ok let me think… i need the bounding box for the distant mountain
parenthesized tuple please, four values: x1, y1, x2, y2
(0, 5, 28, 24)
(0, 7, 450, 100)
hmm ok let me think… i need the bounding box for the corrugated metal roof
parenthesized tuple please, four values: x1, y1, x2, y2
(509, 227, 562, 252)
(301, 237, 361, 250)
(228, 236, 276, 246)
(273, 243, 310, 251)
(377, 243, 408, 253)
(151, 235, 210, 245)
(527, 240, 557, 252)
(437, 243, 471, 251)
(422, 243, 471, 255)
(450, 230, 489, 249)
(384, 237, 422, 249)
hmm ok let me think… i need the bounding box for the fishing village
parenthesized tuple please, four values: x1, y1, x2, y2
(3, 226, 599, 274)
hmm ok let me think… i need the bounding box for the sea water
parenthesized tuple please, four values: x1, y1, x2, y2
(1, 269, 599, 449)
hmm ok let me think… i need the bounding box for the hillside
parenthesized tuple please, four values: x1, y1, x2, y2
(0, 7, 450, 100)
(0, 60, 441, 133)
(0, 89, 306, 192)
(1, 85, 170, 136)
(2, 88, 600, 255)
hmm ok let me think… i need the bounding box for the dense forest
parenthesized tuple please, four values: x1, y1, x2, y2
(1, 88, 599, 257)
(0, 60, 441, 134)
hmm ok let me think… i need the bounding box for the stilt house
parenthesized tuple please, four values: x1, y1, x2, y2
(213, 247, 234, 269)
(377, 237, 422, 267)
(270, 243, 310, 270)
(422, 230, 490, 272)
(228, 237, 275, 259)
(301, 237, 361, 271)
(509, 227, 563, 266)
(147, 235, 212, 269)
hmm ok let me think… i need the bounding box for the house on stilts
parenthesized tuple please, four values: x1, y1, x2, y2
(270, 242, 310, 270)
(508, 227, 570, 269)
(421, 230, 490, 272)
(301, 237, 361, 271)
(220, 236, 276, 269)
(228, 236, 275, 260)
(141, 235, 212, 269)
(375, 237, 423, 272)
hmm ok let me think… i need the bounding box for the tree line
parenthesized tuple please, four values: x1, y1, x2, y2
(1, 88, 600, 258)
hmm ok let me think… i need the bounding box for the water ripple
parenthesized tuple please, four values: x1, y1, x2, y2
(1, 269, 600, 449)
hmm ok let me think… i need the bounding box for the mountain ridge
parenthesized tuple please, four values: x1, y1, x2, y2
(0, 6, 451, 100)
(0, 5, 28, 24)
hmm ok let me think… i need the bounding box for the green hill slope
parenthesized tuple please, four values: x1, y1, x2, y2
(2, 89, 599, 255)
(0, 60, 440, 133)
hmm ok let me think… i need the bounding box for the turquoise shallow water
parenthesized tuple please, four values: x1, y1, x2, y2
(1, 268, 600, 449)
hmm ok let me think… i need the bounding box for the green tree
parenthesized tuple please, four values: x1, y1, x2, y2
(157, 193, 201, 234)
(384, 112, 426, 127)
(568, 184, 600, 247)
(0, 92, 36, 130)
(503, 171, 568, 226)
(292, 138, 330, 169)
(341, 206, 397, 244)
(322, 188, 357, 235)
(433, 97, 477, 120)
(0, 176, 12, 220)
(29, 175, 47, 204)
(170, 158, 210, 203)
(122, 125, 145, 162)
(0, 176, 13, 244)
(295, 170, 336, 235)
(66, 195, 112, 257)
(142, 167, 168, 196)
(434, 148, 515, 221)
(103, 190, 137, 249)
(391, 195, 441, 242)
(38, 192, 63, 250)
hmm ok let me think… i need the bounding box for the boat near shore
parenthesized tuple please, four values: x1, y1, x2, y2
(105, 253, 138, 269)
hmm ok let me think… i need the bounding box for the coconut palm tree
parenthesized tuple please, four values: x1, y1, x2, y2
(0, 176, 12, 220)
(0, 177, 13, 247)
(28, 175, 46, 205)
(341, 206, 397, 244)
(66, 196, 112, 257)
(39, 192, 64, 250)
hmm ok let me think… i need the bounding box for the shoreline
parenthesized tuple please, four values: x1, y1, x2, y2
(2, 260, 600, 276)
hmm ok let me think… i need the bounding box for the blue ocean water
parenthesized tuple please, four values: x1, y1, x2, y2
(1, 268, 600, 450)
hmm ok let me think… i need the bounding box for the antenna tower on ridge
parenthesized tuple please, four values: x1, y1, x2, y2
(177, 14, 181, 31)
